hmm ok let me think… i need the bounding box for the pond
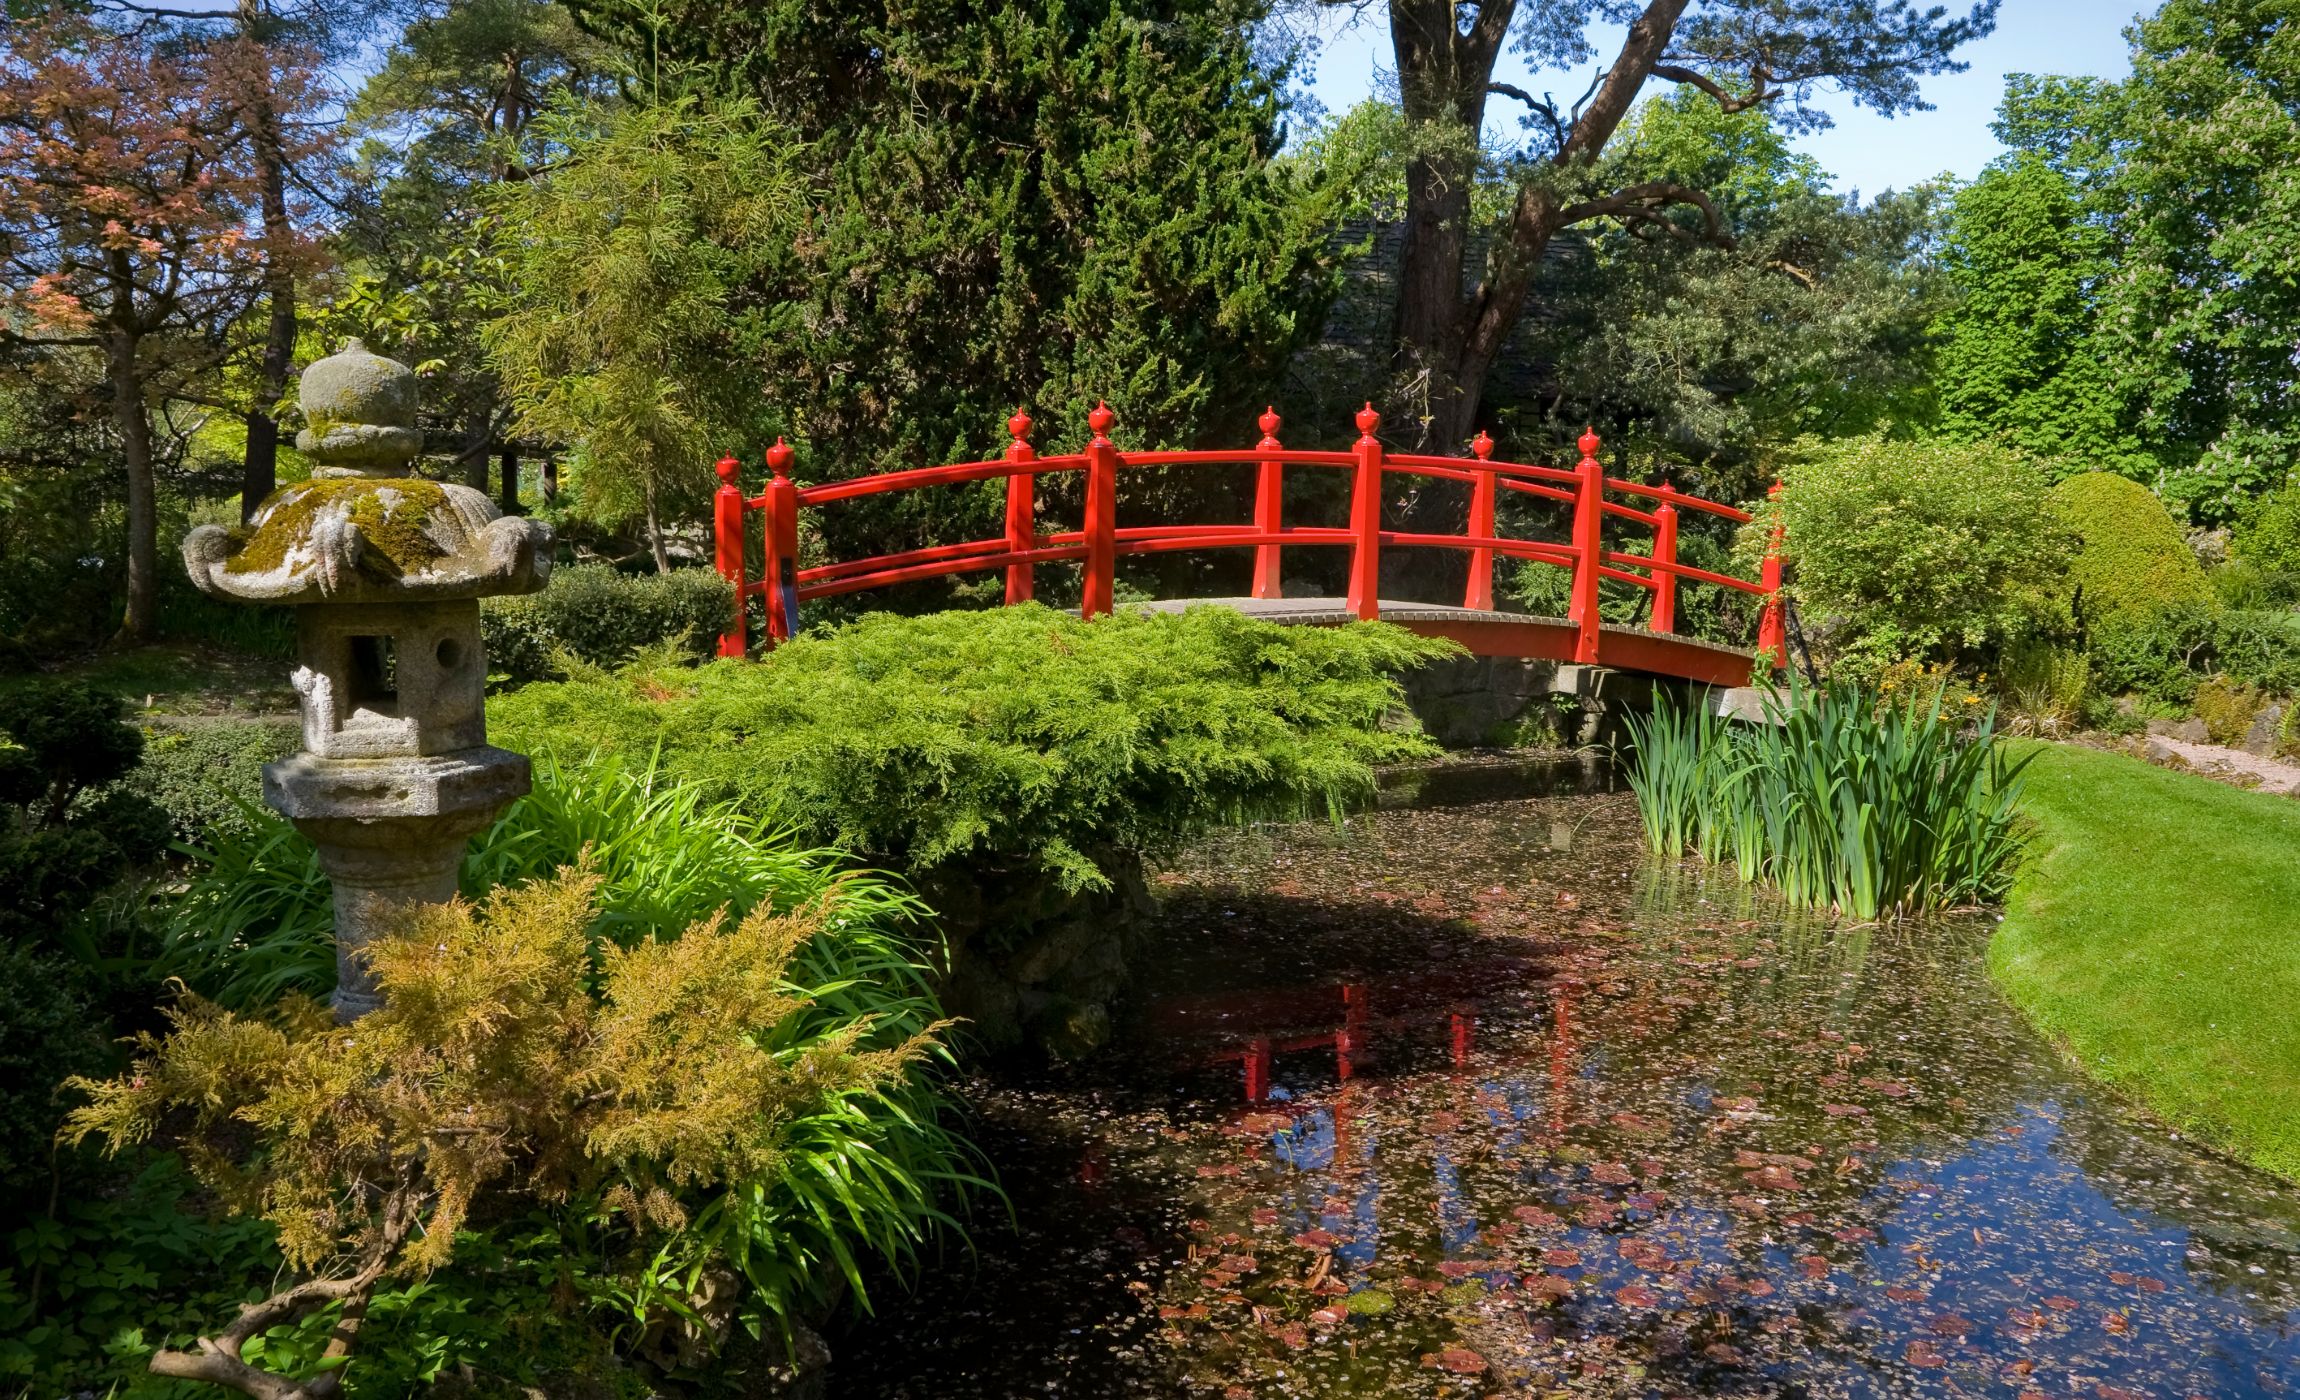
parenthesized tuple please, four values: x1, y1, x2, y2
(828, 758, 2300, 1398)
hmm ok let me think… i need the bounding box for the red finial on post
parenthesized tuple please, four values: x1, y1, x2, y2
(1568, 427, 1605, 663)
(1004, 410, 1038, 606)
(766, 437, 795, 478)
(1251, 406, 1285, 598)
(1755, 477, 1787, 668)
(1464, 429, 1497, 610)
(1346, 404, 1384, 619)
(713, 456, 746, 658)
(1082, 401, 1118, 618)
(1650, 464, 1679, 636)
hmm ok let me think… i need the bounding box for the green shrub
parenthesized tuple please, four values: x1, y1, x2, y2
(2232, 474, 2300, 580)
(0, 945, 109, 1201)
(108, 759, 982, 1388)
(489, 603, 1455, 891)
(1997, 640, 2091, 735)
(2051, 471, 2217, 633)
(1624, 679, 2033, 919)
(2086, 601, 2300, 707)
(1778, 437, 2069, 679)
(0, 683, 170, 954)
(2195, 675, 2268, 748)
(125, 718, 298, 845)
(481, 562, 734, 684)
(2211, 608, 2300, 695)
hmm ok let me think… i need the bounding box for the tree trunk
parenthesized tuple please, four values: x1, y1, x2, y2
(1387, 0, 1511, 449)
(239, 0, 296, 522)
(1383, 0, 1689, 448)
(498, 445, 520, 514)
(110, 328, 159, 646)
(643, 479, 670, 573)
(540, 454, 558, 500)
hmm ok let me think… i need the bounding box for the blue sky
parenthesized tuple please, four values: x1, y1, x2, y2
(1291, 1, 2143, 196)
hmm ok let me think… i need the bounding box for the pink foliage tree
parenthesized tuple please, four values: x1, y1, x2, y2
(0, 11, 327, 642)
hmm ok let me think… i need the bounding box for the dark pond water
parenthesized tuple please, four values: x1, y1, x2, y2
(829, 758, 2300, 1398)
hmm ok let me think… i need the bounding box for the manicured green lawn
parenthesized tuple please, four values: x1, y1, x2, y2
(1994, 740, 2300, 1181)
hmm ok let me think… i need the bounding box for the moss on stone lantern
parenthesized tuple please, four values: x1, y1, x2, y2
(182, 340, 553, 1017)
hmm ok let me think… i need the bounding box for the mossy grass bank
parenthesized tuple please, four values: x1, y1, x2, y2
(1994, 741, 2300, 1181)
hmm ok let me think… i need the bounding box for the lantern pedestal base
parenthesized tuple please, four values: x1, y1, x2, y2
(263, 748, 530, 1019)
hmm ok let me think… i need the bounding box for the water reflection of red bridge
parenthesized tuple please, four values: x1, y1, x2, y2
(1145, 970, 1578, 1131)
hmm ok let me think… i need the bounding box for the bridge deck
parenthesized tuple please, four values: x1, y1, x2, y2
(1128, 597, 1763, 689)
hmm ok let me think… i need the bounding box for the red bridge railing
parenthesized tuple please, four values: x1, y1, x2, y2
(712, 402, 1785, 667)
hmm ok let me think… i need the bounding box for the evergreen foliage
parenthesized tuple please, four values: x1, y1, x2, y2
(488, 605, 1454, 891)
(1933, 155, 2148, 475)
(481, 563, 733, 684)
(1530, 90, 1953, 478)
(556, 0, 1347, 561)
(0, 683, 171, 951)
(0, 943, 109, 1197)
(485, 90, 799, 566)
(1776, 437, 2069, 678)
(69, 868, 958, 1396)
(126, 719, 298, 846)
(2049, 471, 2217, 634)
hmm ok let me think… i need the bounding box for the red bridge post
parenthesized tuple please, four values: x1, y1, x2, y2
(763, 438, 800, 645)
(1463, 430, 1496, 610)
(1250, 406, 1284, 599)
(1569, 427, 1604, 663)
(1003, 411, 1036, 605)
(1755, 478, 1786, 665)
(1651, 482, 1678, 635)
(1083, 401, 1118, 618)
(1346, 403, 1382, 620)
(713, 455, 746, 658)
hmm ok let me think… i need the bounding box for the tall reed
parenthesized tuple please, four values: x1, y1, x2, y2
(1624, 680, 2032, 919)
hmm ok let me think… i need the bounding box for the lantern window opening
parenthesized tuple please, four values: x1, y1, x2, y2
(348, 634, 400, 716)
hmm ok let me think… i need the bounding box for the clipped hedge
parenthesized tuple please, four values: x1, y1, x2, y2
(480, 563, 733, 684)
(2050, 472, 2215, 632)
(489, 603, 1455, 891)
(129, 718, 299, 845)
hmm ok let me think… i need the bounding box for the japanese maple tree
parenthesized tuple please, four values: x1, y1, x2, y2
(0, 10, 325, 642)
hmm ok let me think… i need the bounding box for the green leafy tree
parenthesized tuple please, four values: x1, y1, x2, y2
(2097, 0, 2300, 516)
(331, 0, 615, 503)
(484, 89, 798, 568)
(1527, 89, 1953, 484)
(1336, 0, 1995, 450)
(1979, 4, 2300, 518)
(1932, 153, 2147, 476)
(558, 0, 1348, 563)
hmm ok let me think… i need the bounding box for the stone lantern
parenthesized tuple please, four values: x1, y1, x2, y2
(183, 340, 552, 1017)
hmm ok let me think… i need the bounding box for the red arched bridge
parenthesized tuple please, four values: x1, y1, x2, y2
(711, 404, 1786, 689)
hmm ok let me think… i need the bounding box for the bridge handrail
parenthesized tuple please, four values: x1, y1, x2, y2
(711, 403, 1786, 666)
